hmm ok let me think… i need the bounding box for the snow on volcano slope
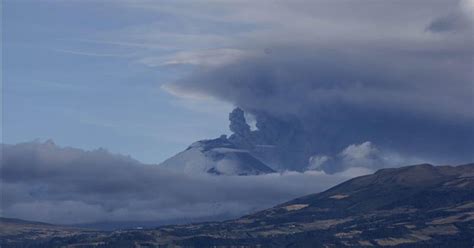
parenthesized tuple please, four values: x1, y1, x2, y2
(159, 136, 275, 176)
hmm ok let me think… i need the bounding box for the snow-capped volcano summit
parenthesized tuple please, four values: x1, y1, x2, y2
(159, 135, 275, 176)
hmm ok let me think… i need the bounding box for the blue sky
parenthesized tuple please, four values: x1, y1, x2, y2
(3, 1, 233, 163)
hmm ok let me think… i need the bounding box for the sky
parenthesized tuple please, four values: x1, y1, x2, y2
(2, 0, 233, 164)
(3, 1, 474, 165)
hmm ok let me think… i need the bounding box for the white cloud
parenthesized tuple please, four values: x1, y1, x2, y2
(340, 141, 380, 168)
(139, 49, 256, 67)
(306, 141, 428, 173)
(307, 155, 331, 171)
(161, 83, 213, 101)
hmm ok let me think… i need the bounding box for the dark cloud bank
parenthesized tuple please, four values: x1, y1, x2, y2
(1, 141, 365, 225)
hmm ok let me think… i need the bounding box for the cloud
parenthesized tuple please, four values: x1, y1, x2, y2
(308, 141, 425, 173)
(340, 142, 382, 168)
(308, 155, 331, 171)
(51, 49, 131, 58)
(0, 141, 363, 225)
(139, 49, 256, 67)
(160, 83, 233, 115)
(161, 83, 214, 101)
(461, 0, 474, 21)
(426, 0, 474, 33)
(427, 15, 468, 33)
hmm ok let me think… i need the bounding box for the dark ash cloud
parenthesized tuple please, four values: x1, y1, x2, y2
(164, 1, 474, 171)
(169, 45, 474, 171)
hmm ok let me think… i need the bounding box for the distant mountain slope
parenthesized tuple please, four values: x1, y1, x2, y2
(279, 163, 474, 214)
(3, 163, 474, 247)
(1, 217, 55, 226)
(159, 135, 275, 175)
(0, 217, 97, 247)
(152, 163, 474, 247)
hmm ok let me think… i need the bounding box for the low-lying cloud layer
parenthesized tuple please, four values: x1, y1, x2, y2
(1, 141, 370, 225)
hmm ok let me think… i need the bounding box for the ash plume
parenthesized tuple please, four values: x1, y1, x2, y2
(165, 1, 474, 171)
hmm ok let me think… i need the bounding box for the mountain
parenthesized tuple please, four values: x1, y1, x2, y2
(159, 135, 275, 176)
(2, 163, 473, 247)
